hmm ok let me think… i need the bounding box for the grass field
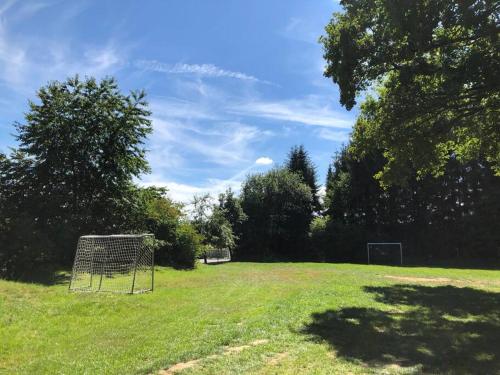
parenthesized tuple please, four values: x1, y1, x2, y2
(1, 263, 499, 374)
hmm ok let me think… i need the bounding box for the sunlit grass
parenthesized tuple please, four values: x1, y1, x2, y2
(1, 263, 499, 374)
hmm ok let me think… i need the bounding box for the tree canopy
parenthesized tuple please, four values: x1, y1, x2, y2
(320, 0, 500, 185)
(16, 75, 152, 222)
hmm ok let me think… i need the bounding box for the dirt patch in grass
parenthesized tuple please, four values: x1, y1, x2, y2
(159, 359, 201, 375)
(267, 351, 289, 366)
(383, 275, 500, 288)
(158, 339, 269, 374)
(224, 339, 269, 354)
(384, 276, 452, 284)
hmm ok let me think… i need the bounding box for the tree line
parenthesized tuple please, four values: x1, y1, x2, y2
(197, 144, 499, 263)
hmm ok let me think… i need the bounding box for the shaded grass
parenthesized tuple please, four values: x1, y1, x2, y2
(0, 263, 499, 374)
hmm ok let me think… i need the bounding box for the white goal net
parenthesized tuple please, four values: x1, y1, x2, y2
(69, 234, 155, 294)
(367, 242, 403, 265)
(202, 248, 231, 263)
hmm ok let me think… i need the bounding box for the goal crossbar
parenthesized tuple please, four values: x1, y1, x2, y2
(367, 242, 403, 265)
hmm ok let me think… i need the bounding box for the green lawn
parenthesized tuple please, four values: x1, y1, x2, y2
(1, 263, 499, 374)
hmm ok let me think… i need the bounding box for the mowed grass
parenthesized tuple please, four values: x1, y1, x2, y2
(1, 263, 499, 374)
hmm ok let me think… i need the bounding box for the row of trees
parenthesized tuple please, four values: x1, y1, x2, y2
(186, 146, 319, 261)
(1, 73, 497, 279)
(197, 145, 498, 263)
(0, 77, 203, 279)
(198, 0, 499, 262)
(314, 0, 499, 262)
(320, 149, 499, 262)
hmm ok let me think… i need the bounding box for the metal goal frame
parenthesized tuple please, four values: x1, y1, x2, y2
(69, 234, 155, 294)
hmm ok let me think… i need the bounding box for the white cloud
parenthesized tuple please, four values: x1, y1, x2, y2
(84, 47, 123, 72)
(138, 164, 253, 205)
(317, 128, 350, 142)
(135, 59, 268, 83)
(229, 96, 354, 128)
(255, 157, 273, 165)
(139, 179, 214, 205)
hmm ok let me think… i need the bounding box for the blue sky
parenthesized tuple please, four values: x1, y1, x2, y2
(0, 0, 357, 203)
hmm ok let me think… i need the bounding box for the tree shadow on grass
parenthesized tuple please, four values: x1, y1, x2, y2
(10, 266, 71, 286)
(301, 284, 500, 374)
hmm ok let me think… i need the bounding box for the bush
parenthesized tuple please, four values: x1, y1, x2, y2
(170, 223, 203, 269)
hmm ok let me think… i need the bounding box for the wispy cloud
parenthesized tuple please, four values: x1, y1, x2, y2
(255, 156, 273, 165)
(150, 98, 219, 122)
(147, 94, 274, 170)
(139, 164, 254, 205)
(135, 59, 269, 83)
(5, 0, 53, 22)
(0, 3, 125, 96)
(280, 17, 318, 44)
(150, 116, 266, 166)
(229, 96, 354, 129)
(0, 1, 14, 17)
(316, 128, 350, 142)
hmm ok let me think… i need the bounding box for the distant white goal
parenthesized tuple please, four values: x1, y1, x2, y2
(202, 248, 231, 263)
(367, 242, 403, 265)
(69, 234, 155, 294)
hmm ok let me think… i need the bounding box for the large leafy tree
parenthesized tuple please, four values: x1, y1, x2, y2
(192, 194, 236, 252)
(9, 76, 152, 264)
(286, 145, 321, 210)
(17, 76, 151, 224)
(321, 0, 500, 185)
(239, 168, 314, 260)
(129, 186, 201, 269)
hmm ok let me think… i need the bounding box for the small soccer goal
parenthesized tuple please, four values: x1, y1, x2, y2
(367, 242, 403, 265)
(203, 248, 231, 264)
(69, 234, 155, 294)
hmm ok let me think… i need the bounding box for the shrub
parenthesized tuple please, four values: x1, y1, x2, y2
(170, 222, 203, 269)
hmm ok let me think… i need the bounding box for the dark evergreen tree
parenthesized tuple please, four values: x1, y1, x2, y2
(286, 145, 321, 211)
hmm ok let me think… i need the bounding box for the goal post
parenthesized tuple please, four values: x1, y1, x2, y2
(69, 234, 155, 294)
(367, 242, 403, 265)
